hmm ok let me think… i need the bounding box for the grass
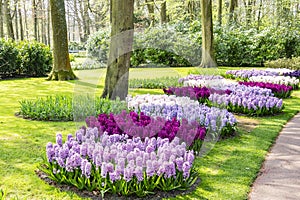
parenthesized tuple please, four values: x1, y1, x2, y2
(0, 67, 299, 199)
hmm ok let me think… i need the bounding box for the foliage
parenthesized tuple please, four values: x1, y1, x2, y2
(18, 40, 52, 77)
(129, 76, 181, 89)
(265, 57, 300, 70)
(132, 25, 201, 67)
(71, 59, 106, 70)
(0, 38, 19, 77)
(17, 95, 127, 121)
(40, 132, 198, 197)
(0, 188, 6, 200)
(214, 25, 300, 66)
(86, 29, 110, 64)
(69, 41, 86, 51)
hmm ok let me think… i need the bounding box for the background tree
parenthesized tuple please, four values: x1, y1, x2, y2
(47, 0, 76, 80)
(4, 0, 14, 39)
(0, 0, 3, 38)
(200, 0, 216, 68)
(101, 0, 134, 100)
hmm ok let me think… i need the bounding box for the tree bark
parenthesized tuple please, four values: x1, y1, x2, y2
(4, 0, 14, 40)
(32, 0, 38, 40)
(217, 0, 222, 26)
(24, 0, 29, 39)
(228, 0, 238, 24)
(102, 0, 134, 100)
(160, 1, 167, 24)
(200, 0, 217, 68)
(14, 1, 19, 40)
(47, 0, 77, 81)
(145, 0, 155, 26)
(0, 0, 4, 38)
(18, 0, 24, 40)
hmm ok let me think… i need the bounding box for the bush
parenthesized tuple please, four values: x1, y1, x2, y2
(17, 95, 127, 121)
(265, 57, 300, 70)
(69, 41, 86, 51)
(86, 29, 110, 64)
(214, 25, 300, 66)
(0, 38, 19, 77)
(71, 58, 106, 70)
(18, 40, 52, 77)
(132, 26, 201, 67)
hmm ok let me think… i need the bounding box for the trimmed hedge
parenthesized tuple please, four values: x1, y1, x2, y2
(0, 39, 52, 78)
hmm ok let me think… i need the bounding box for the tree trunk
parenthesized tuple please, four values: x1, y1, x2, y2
(228, 0, 238, 24)
(47, 0, 77, 81)
(83, 0, 90, 42)
(217, 0, 222, 26)
(4, 0, 14, 40)
(0, 0, 4, 38)
(18, 1, 24, 40)
(257, 0, 263, 30)
(47, 0, 51, 46)
(32, 0, 38, 40)
(14, 1, 19, 40)
(160, 1, 167, 24)
(200, 0, 217, 68)
(102, 0, 134, 100)
(145, 0, 155, 26)
(24, 0, 29, 39)
(74, 0, 84, 42)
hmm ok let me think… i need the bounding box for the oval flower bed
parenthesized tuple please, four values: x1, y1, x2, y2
(85, 111, 206, 152)
(127, 95, 237, 138)
(239, 81, 293, 98)
(179, 74, 227, 88)
(40, 131, 198, 198)
(209, 93, 284, 116)
(224, 69, 278, 80)
(249, 76, 299, 89)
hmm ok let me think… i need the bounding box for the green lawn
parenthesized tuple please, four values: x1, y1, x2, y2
(0, 67, 299, 199)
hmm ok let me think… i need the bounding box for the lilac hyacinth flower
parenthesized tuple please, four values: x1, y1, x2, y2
(46, 142, 54, 162)
(56, 133, 63, 146)
(182, 161, 192, 178)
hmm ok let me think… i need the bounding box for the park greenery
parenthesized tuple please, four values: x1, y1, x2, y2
(1, 0, 300, 199)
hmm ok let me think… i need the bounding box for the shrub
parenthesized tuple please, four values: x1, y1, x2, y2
(265, 57, 300, 70)
(71, 59, 106, 70)
(17, 95, 127, 121)
(69, 41, 86, 51)
(132, 25, 201, 67)
(86, 29, 110, 64)
(18, 40, 52, 77)
(0, 38, 19, 77)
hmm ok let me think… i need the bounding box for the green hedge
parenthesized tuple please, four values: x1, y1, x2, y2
(265, 57, 300, 70)
(85, 24, 300, 68)
(0, 39, 52, 78)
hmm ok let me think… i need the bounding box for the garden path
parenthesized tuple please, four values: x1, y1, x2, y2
(249, 112, 300, 200)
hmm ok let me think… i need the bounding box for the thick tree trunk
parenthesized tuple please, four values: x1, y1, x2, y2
(47, 0, 77, 81)
(200, 0, 217, 68)
(145, 0, 155, 26)
(4, 0, 14, 40)
(0, 0, 4, 38)
(160, 1, 167, 24)
(218, 0, 222, 26)
(47, 0, 51, 46)
(101, 0, 134, 100)
(24, 1, 29, 39)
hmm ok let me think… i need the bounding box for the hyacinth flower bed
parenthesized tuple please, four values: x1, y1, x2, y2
(219, 84, 274, 97)
(224, 69, 278, 80)
(85, 111, 206, 152)
(239, 82, 293, 98)
(40, 131, 198, 198)
(163, 86, 211, 104)
(283, 70, 300, 79)
(179, 74, 227, 88)
(249, 76, 299, 89)
(209, 93, 284, 116)
(265, 68, 294, 75)
(127, 95, 237, 138)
